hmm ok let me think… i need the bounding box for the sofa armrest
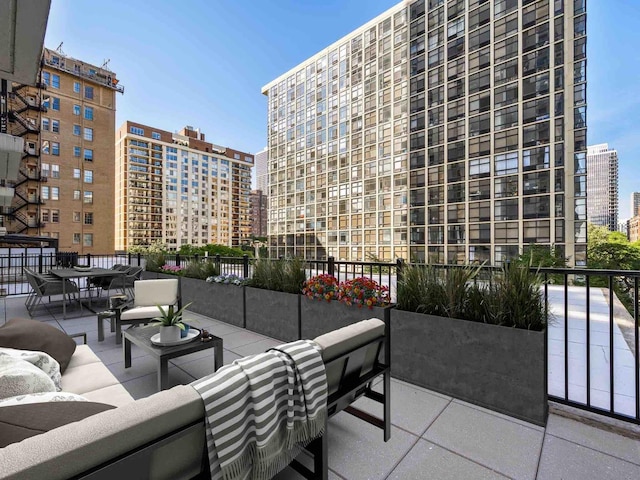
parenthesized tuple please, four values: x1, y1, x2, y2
(0, 385, 205, 480)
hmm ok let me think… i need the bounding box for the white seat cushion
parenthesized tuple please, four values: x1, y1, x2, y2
(120, 305, 171, 321)
(65, 344, 101, 370)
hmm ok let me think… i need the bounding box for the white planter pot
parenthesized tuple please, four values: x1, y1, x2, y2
(159, 325, 181, 343)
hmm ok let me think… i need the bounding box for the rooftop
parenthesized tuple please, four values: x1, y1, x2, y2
(7, 295, 640, 479)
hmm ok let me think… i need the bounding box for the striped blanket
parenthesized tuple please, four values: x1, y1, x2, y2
(191, 339, 327, 480)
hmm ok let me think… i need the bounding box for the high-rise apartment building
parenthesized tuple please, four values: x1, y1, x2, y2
(262, 0, 587, 265)
(249, 189, 268, 237)
(115, 122, 253, 250)
(630, 192, 640, 218)
(586, 143, 618, 231)
(4, 47, 122, 252)
(255, 147, 268, 193)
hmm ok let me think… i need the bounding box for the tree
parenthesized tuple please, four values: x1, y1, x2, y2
(587, 223, 640, 271)
(517, 244, 568, 269)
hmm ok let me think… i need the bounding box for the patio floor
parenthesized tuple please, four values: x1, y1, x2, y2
(5, 296, 640, 480)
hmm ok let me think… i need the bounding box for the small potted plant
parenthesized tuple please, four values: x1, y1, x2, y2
(152, 302, 192, 343)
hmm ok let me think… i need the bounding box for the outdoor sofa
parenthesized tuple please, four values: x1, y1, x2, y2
(0, 315, 390, 480)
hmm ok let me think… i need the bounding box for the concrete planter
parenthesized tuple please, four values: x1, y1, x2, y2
(300, 297, 388, 339)
(181, 278, 245, 327)
(244, 287, 300, 342)
(390, 309, 548, 426)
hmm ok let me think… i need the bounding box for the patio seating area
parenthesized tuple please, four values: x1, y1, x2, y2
(3, 295, 640, 479)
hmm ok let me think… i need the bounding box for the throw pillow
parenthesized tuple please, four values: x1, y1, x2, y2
(0, 318, 76, 373)
(0, 355, 56, 400)
(0, 347, 62, 391)
(0, 391, 87, 407)
(0, 401, 115, 448)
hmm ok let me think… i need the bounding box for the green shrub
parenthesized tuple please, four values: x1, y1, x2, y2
(248, 257, 306, 294)
(145, 253, 166, 273)
(180, 260, 220, 280)
(397, 263, 548, 331)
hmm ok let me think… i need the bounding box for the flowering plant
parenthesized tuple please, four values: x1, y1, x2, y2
(160, 264, 184, 275)
(206, 273, 245, 286)
(337, 277, 390, 309)
(303, 274, 340, 302)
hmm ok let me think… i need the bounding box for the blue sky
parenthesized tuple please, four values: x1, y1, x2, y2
(44, 0, 640, 218)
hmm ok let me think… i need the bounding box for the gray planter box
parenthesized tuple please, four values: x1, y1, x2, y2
(301, 297, 388, 339)
(245, 287, 300, 342)
(390, 309, 548, 426)
(181, 278, 244, 327)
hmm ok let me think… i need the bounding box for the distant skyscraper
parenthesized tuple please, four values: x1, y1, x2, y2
(249, 189, 268, 237)
(263, 0, 588, 265)
(255, 148, 268, 193)
(630, 192, 640, 218)
(586, 144, 618, 231)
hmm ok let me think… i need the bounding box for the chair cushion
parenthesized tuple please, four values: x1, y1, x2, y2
(120, 305, 171, 321)
(0, 319, 76, 373)
(134, 279, 179, 307)
(0, 401, 115, 448)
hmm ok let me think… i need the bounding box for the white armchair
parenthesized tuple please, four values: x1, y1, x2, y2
(113, 279, 181, 344)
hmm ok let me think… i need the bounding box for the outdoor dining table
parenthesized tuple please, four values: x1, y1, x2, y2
(49, 267, 126, 319)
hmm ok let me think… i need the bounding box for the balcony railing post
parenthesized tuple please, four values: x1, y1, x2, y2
(396, 258, 404, 284)
(38, 254, 43, 274)
(86, 253, 91, 267)
(243, 255, 249, 279)
(137, 253, 141, 267)
(176, 254, 181, 268)
(215, 254, 221, 275)
(328, 256, 335, 277)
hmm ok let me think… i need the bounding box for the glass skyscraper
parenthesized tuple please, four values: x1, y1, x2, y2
(263, 0, 587, 265)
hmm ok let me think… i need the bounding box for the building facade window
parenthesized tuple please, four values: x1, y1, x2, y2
(51, 187, 59, 200)
(84, 191, 93, 203)
(84, 149, 93, 161)
(51, 142, 60, 156)
(84, 212, 93, 225)
(51, 120, 59, 133)
(51, 74, 60, 89)
(84, 170, 93, 183)
(83, 234, 93, 247)
(130, 126, 144, 135)
(73, 168, 81, 179)
(73, 190, 81, 200)
(73, 81, 81, 93)
(51, 165, 59, 179)
(84, 86, 94, 99)
(84, 106, 94, 120)
(84, 127, 93, 141)
(73, 146, 81, 157)
(152, 132, 161, 140)
(73, 233, 81, 244)
(73, 212, 81, 222)
(73, 104, 81, 115)
(73, 124, 81, 136)
(52, 97, 60, 111)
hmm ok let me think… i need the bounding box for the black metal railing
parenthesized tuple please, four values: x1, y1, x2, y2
(0, 253, 638, 424)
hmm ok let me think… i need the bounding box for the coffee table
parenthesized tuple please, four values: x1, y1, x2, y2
(123, 325, 223, 391)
